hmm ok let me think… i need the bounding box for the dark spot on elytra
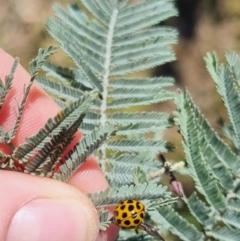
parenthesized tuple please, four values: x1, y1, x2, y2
(127, 200, 134, 203)
(120, 205, 126, 210)
(124, 220, 131, 226)
(128, 204, 134, 211)
(136, 202, 141, 210)
(134, 219, 141, 225)
(122, 212, 127, 218)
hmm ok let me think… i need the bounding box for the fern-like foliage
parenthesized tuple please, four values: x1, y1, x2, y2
(150, 206, 204, 241)
(43, 0, 178, 189)
(0, 47, 116, 183)
(13, 91, 97, 162)
(90, 182, 174, 207)
(0, 80, 115, 180)
(0, 57, 19, 144)
(172, 51, 240, 240)
(5, 1, 238, 240)
(36, 0, 181, 239)
(21, 2, 240, 241)
(53, 124, 116, 182)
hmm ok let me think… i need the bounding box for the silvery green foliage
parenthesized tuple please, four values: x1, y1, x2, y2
(30, 2, 240, 241)
(5, 1, 240, 241)
(43, 0, 178, 186)
(40, 0, 181, 239)
(173, 52, 240, 241)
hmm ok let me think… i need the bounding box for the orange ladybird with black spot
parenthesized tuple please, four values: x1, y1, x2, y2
(113, 199, 165, 240)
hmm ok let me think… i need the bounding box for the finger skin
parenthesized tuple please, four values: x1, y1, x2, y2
(0, 49, 118, 240)
(0, 171, 99, 241)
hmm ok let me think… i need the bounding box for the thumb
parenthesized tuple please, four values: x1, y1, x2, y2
(2, 171, 99, 241)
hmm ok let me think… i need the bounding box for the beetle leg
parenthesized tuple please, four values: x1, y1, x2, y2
(138, 223, 165, 240)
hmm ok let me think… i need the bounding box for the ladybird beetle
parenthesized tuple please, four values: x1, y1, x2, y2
(113, 200, 165, 240)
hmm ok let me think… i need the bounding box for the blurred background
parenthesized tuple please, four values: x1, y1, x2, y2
(0, 0, 239, 198)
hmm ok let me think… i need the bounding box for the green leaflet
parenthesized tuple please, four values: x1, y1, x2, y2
(205, 52, 240, 149)
(222, 209, 240, 229)
(54, 124, 116, 182)
(185, 192, 215, 227)
(107, 139, 171, 153)
(109, 77, 174, 89)
(29, 46, 57, 78)
(208, 227, 240, 241)
(228, 198, 240, 212)
(182, 93, 235, 189)
(0, 58, 19, 110)
(108, 92, 174, 109)
(174, 91, 226, 211)
(89, 182, 173, 207)
(226, 51, 240, 86)
(37, 76, 84, 101)
(173, 51, 240, 241)
(150, 206, 204, 241)
(105, 154, 161, 186)
(108, 112, 169, 126)
(13, 92, 97, 161)
(42, 61, 93, 90)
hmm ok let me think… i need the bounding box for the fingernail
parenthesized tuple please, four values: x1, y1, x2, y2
(6, 198, 98, 241)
